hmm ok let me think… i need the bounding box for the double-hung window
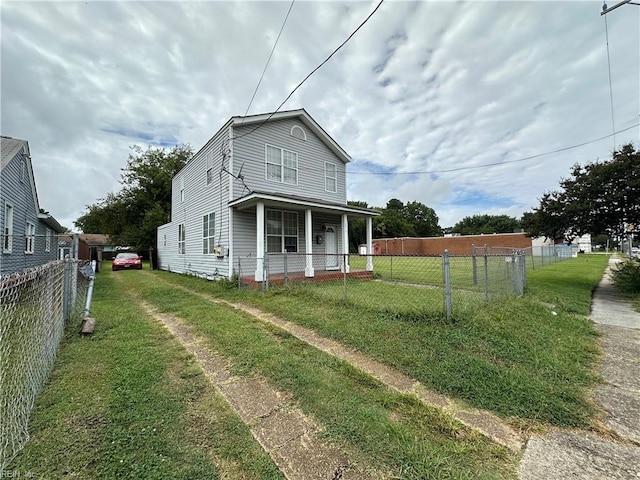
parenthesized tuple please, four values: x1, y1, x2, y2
(3, 204, 13, 253)
(178, 224, 185, 254)
(25, 222, 35, 254)
(203, 213, 215, 254)
(265, 145, 297, 185)
(266, 210, 298, 253)
(325, 162, 337, 192)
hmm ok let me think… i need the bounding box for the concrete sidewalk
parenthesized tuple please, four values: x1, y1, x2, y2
(520, 258, 640, 479)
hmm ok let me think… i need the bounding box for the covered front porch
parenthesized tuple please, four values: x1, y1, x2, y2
(229, 191, 379, 282)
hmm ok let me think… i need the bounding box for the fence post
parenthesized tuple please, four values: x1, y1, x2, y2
(443, 250, 452, 321)
(520, 250, 527, 290)
(511, 250, 518, 295)
(484, 244, 489, 301)
(284, 251, 288, 285)
(264, 255, 269, 292)
(63, 258, 71, 320)
(472, 244, 478, 285)
(343, 254, 348, 301)
(390, 255, 393, 280)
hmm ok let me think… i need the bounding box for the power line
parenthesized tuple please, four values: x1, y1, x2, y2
(241, 0, 295, 119)
(603, 13, 617, 148)
(348, 122, 640, 176)
(232, 0, 385, 141)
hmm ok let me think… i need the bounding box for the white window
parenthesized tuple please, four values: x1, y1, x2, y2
(3, 203, 13, 253)
(203, 213, 215, 254)
(178, 224, 185, 254)
(290, 125, 306, 141)
(266, 210, 298, 253)
(20, 159, 26, 183)
(325, 162, 337, 193)
(45, 229, 51, 252)
(163, 235, 167, 247)
(180, 177, 185, 203)
(25, 222, 35, 254)
(265, 145, 298, 185)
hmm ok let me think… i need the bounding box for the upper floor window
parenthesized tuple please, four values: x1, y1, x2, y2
(45, 229, 52, 252)
(20, 159, 26, 183)
(202, 213, 215, 254)
(3, 204, 14, 253)
(266, 145, 297, 185)
(266, 209, 298, 253)
(325, 162, 337, 193)
(180, 177, 185, 203)
(290, 125, 306, 141)
(178, 224, 185, 254)
(25, 222, 35, 254)
(206, 152, 214, 185)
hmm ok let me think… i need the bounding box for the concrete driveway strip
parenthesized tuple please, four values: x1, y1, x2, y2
(519, 257, 640, 479)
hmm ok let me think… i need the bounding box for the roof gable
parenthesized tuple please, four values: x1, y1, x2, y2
(231, 109, 351, 164)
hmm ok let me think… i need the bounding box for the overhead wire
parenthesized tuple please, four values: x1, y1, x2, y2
(347, 122, 640, 175)
(241, 0, 295, 120)
(603, 13, 617, 148)
(232, 0, 385, 141)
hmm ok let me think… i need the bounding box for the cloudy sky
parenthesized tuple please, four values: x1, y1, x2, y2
(2, 0, 639, 230)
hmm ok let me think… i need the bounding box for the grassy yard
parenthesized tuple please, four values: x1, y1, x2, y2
(10, 272, 283, 479)
(155, 254, 609, 428)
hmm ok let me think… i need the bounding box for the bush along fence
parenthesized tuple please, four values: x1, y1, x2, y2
(0, 259, 92, 474)
(235, 245, 575, 321)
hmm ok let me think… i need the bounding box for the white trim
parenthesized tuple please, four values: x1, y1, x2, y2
(203, 212, 215, 254)
(228, 126, 234, 276)
(229, 192, 379, 218)
(255, 202, 265, 281)
(366, 217, 373, 271)
(265, 144, 298, 186)
(290, 125, 307, 141)
(25, 221, 35, 254)
(341, 214, 350, 273)
(324, 161, 337, 193)
(3, 203, 14, 253)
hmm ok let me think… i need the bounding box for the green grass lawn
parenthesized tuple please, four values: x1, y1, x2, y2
(10, 272, 282, 480)
(155, 254, 609, 429)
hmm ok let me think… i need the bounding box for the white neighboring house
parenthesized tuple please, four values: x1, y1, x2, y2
(157, 109, 379, 281)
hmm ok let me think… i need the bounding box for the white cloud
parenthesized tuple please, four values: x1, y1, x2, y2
(1, 0, 638, 231)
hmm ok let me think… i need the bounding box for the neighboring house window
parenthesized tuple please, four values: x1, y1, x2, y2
(45, 229, 51, 252)
(180, 177, 185, 203)
(202, 213, 215, 254)
(178, 224, 185, 254)
(163, 235, 167, 247)
(25, 222, 35, 254)
(265, 145, 297, 185)
(290, 125, 306, 141)
(325, 162, 337, 193)
(3, 204, 14, 253)
(20, 159, 26, 183)
(266, 210, 298, 253)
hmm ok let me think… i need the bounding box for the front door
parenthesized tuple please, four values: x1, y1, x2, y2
(325, 225, 339, 270)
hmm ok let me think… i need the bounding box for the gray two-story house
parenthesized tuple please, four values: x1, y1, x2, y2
(1, 136, 66, 276)
(157, 109, 378, 281)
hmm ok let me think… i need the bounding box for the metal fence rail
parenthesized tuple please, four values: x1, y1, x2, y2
(0, 260, 90, 474)
(235, 247, 574, 321)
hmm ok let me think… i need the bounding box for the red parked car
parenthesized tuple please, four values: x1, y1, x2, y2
(112, 252, 143, 271)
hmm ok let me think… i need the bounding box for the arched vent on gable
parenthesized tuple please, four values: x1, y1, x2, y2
(290, 125, 306, 141)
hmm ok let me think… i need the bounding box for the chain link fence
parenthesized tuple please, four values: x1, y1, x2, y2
(0, 259, 91, 474)
(235, 246, 575, 321)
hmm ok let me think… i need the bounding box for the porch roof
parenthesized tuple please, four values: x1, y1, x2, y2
(229, 191, 380, 218)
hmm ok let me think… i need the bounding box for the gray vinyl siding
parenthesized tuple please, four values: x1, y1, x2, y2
(0, 149, 59, 276)
(157, 125, 232, 278)
(232, 207, 344, 277)
(231, 118, 347, 203)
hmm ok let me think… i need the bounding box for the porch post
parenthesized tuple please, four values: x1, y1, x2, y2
(305, 209, 314, 277)
(366, 216, 373, 271)
(341, 213, 350, 273)
(255, 201, 265, 281)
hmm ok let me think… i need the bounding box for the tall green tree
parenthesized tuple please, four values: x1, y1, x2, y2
(451, 214, 521, 235)
(75, 144, 192, 250)
(522, 143, 639, 241)
(373, 199, 441, 238)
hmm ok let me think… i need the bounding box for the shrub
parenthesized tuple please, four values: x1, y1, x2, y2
(611, 259, 640, 293)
